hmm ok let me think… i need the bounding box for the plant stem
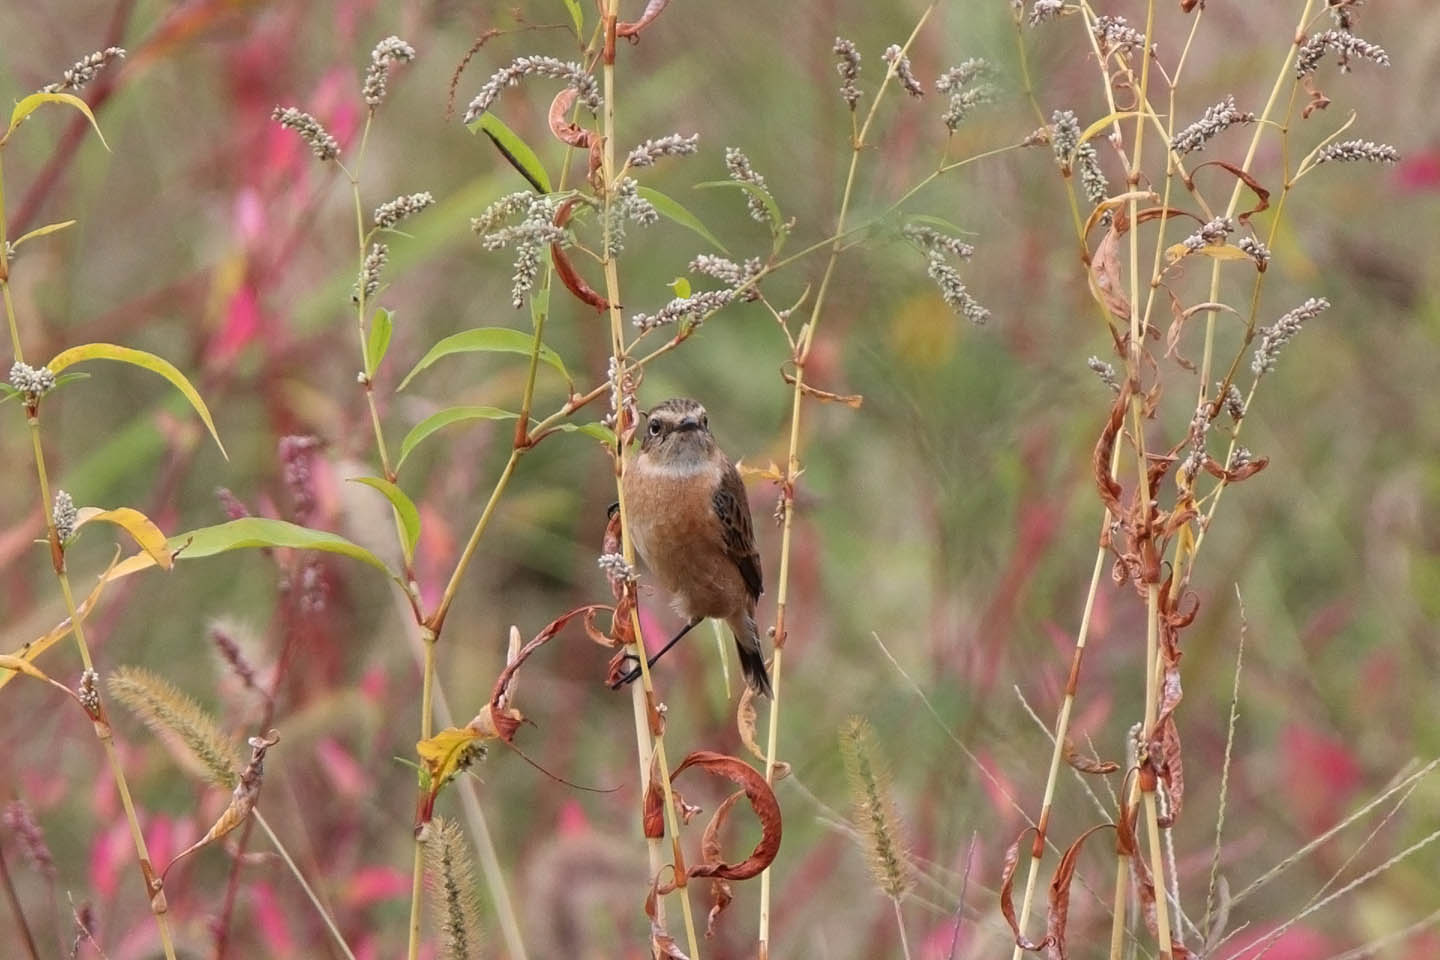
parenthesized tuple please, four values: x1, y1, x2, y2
(0, 844, 41, 960)
(758, 9, 934, 956)
(254, 810, 358, 960)
(1, 149, 179, 960)
(892, 897, 913, 960)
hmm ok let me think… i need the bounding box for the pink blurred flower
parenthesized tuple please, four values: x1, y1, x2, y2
(344, 865, 410, 907)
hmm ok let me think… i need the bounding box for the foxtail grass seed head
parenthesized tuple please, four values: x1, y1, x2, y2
(882, 44, 923, 98)
(724, 147, 771, 223)
(272, 106, 340, 161)
(1182, 216, 1235, 252)
(1171, 95, 1255, 155)
(1029, 0, 1064, 27)
(353, 242, 388, 304)
(1315, 139, 1399, 164)
(424, 818, 483, 960)
(1238, 235, 1271, 270)
(834, 37, 862, 109)
(9, 361, 56, 401)
(373, 191, 435, 230)
(52, 490, 77, 542)
(463, 56, 600, 125)
(363, 36, 415, 107)
(1296, 30, 1389, 76)
(597, 552, 637, 583)
(839, 717, 912, 901)
(108, 666, 240, 787)
(42, 47, 125, 93)
(2, 803, 55, 877)
(1088, 356, 1121, 393)
(632, 289, 735, 332)
(1252, 297, 1329, 375)
(626, 133, 700, 168)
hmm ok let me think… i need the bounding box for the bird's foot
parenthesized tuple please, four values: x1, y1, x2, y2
(608, 652, 642, 690)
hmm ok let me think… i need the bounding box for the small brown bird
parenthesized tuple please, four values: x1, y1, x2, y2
(616, 397, 772, 696)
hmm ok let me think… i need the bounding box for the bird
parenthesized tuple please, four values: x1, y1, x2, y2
(614, 397, 772, 696)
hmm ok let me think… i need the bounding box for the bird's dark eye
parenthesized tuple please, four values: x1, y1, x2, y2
(648, 419, 663, 436)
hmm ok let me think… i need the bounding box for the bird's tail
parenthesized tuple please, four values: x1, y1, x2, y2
(730, 614, 773, 698)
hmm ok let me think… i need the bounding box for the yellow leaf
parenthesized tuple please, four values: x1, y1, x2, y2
(0, 551, 117, 694)
(9, 220, 77, 251)
(75, 506, 174, 570)
(5, 92, 109, 149)
(1165, 242, 1253, 265)
(47, 343, 226, 459)
(417, 726, 485, 788)
(0, 654, 55, 683)
(1077, 110, 1142, 148)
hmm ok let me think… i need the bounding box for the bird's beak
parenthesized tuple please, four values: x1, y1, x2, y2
(676, 415, 702, 432)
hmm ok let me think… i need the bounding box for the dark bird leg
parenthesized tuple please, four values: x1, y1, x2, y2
(611, 616, 705, 688)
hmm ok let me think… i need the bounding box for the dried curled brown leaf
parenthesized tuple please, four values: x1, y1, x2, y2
(552, 196, 609, 312)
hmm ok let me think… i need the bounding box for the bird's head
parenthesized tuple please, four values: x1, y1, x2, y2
(638, 397, 717, 465)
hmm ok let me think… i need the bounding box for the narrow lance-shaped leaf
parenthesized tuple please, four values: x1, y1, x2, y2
(694, 180, 783, 240)
(638, 186, 730, 254)
(5, 92, 109, 148)
(398, 327, 571, 392)
(93, 518, 395, 585)
(47, 343, 227, 459)
(468, 112, 552, 194)
(10, 220, 77, 251)
(348, 476, 421, 563)
(397, 406, 519, 470)
(561, 0, 584, 35)
(365, 308, 394, 377)
(74, 506, 174, 570)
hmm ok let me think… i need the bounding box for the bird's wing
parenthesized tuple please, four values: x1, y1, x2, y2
(713, 459, 763, 599)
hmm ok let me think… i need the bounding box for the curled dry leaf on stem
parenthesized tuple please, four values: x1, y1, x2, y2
(999, 828, 1049, 952)
(616, 0, 673, 40)
(163, 731, 280, 881)
(642, 751, 783, 937)
(1063, 738, 1120, 775)
(551, 197, 609, 311)
(548, 87, 603, 181)
(414, 605, 611, 821)
(738, 685, 790, 779)
(780, 363, 863, 408)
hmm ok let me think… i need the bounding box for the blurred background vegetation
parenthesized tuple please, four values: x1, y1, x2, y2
(1, 1, 1437, 957)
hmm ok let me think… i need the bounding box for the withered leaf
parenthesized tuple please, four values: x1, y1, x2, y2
(998, 827, 1050, 952)
(665, 751, 781, 884)
(1093, 383, 1129, 517)
(737, 685, 789, 780)
(551, 197, 609, 312)
(700, 791, 743, 938)
(1047, 824, 1114, 960)
(645, 869, 692, 959)
(1192, 160, 1271, 224)
(1088, 224, 1130, 322)
(780, 364, 863, 407)
(1202, 455, 1269, 483)
(1064, 739, 1120, 775)
(616, 0, 673, 38)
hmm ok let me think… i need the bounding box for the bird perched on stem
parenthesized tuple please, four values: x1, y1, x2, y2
(615, 397, 772, 696)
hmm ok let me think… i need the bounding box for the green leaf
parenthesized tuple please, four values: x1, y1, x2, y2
(397, 406, 518, 470)
(904, 214, 977, 238)
(529, 281, 550, 333)
(347, 476, 421, 563)
(365, 308, 393, 377)
(171, 518, 390, 573)
(46, 343, 227, 459)
(694, 180, 784, 238)
(10, 219, 77, 251)
(398, 327, 570, 392)
(550, 421, 616, 446)
(6, 92, 109, 149)
(638, 187, 730, 254)
(468, 113, 552, 194)
(562, 0, 585, 35)
(668, 277, 692, 299)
